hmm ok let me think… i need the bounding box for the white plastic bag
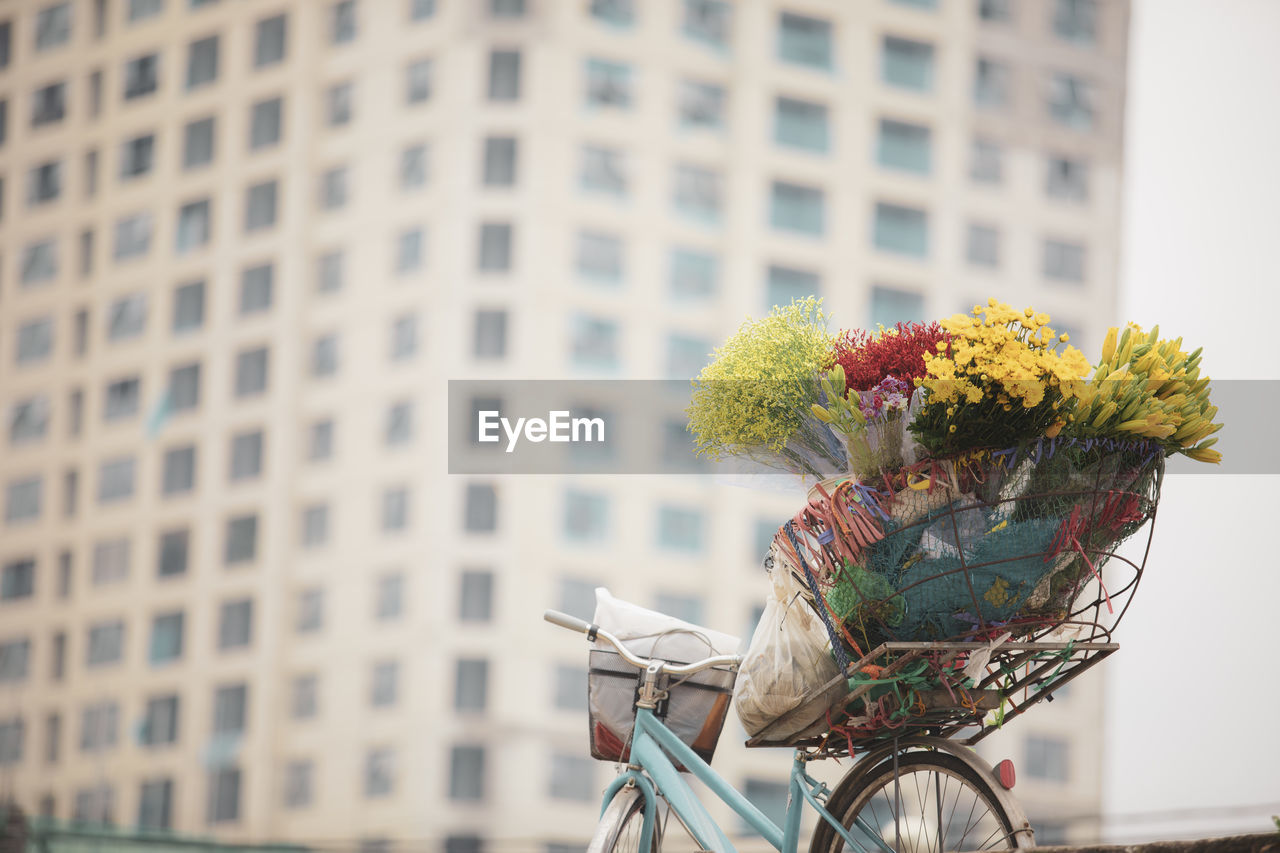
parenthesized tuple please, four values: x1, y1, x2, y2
(734, 553, 847, 740)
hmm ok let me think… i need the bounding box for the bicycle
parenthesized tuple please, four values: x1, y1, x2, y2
(545, 608, 1074, 853)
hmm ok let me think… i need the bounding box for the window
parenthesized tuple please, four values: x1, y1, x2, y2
(1026, 735, 1069, 781)
(20, 239, 59, 287)
(1047, 73, 1094, 130)
(10, 397, 50, 445)
(169, 363, 201, 412)
(683, 0, 730, 48)
(308, 420, 335, 461)
(967, 223, 1000, 267)
(187, 35, 218, 89)
(1053, 0, 1096, 43)
(325, 82, 353, 126)
(474, 310, 508, 360)
(107, 294, 147, 342)
(129, 0, 164, 21)
(552, 665, 587, 711)
(320, 166, 348, 210)
(744, 779, 789, 831)
(249, 97, 283, 149)
(1, 559, 35, 601)
(57, 554, 73, 599)
(36, 3, 72, 51)
(463, 483, 498, 532)
(564, 490, 608, 541)
(224, 514, 258, 564)
(1047, 156, 1088, 202)
(80, 701, 119, 752)
(254, 14, 287, 67)
(161, 445, 196, 495)
(449, 745, 485, 800)
(570, 315, 619, 369)
(245, 180, 278, 231)
(149, 611, 184, 664)
(1043, 238, 1085, 282)
(173, 282, 206, 335)
(212, 684, 248, 736)
(390, 315, 418, 362)
(311, 334, 339, 378)
(384, 401, 415, 447)
(124, 53, 160, 100)
(332, 0, 357, 44)
(0, 21, 9, 68)
(376, 574, 404, 621)
(98, 457, 136, 503)
(482, 136, 517, 186)
(113, 212, 153, 260)
(882, 36, 934, 92)
(396, 228, 425, 274)
(292, 675, 318, 719)
(775, 97, 828, 153)
(576, 231, 623, 283)
(778, 12, 831, 70)
(970, 138, 1003, 184)
(381, 486, 410, 532)
(79, 233, 94, 278)
(73, 784, 115, 824)
(877, 119, 931, 174)
(0, 639, 30, 682)
(296, 587, 324, 631)
(974, 57, 1011, 109)
(138, 779, 173, 830)
(478, 222, 513, 272)
(670, 248, 716, 300)
(218, 599, 253, 650)
(399, 143, 428, 191)
(47, 712, 62, 764)
(371, 660, 399, 707)
(176, 199, 212, 253)
(63, 469, 80, 518)
(657, 505, 703, 552)
(87, 620, 125, 667)
(459, 570, 494, 621)
(230, 430, 263, 481)
(411, 0, 436, 20)
(208, 767, 241, 823)
(673, 164, 721, 223)
(770, 181, 824, 236)
(585, 58, 631, 108)
(590, 0, 633, 27)
(240, 264, 273, 314)
(0, 717, 23, 766)
(32, 82, 67, 126)
(980, 0, 1013, 22)
(488, 50, 521, 101)
(678, 79, 724, 130)
(235, 347, 269, 397)
(284, 761, 312, 809)
(665, 334, 710, 380)
(491, 0, 525, 16)
(873, 202, 929, 258)
(28, 160, 63, 205)
(140, 695, 179, 746)
(183, 116, 216, 169)
(870, 286, 925, 328)
(158, 529, 189, 577)
(580, 145, 627, 196)
(406, 58, 432, 104)
(91, 538, 129, 586)
(366, 748, 395, 798)
(318, 250, 344, 292)
(16, 317, 54, 366)
(89, 71, 103, 117)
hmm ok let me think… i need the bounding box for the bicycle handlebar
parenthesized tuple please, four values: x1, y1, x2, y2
(543, 609, 742, 676)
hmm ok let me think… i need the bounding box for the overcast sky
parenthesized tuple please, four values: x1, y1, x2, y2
(1104, 0, 1280, 840)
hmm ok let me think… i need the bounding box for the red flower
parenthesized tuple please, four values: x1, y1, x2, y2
(832, 322, 948, 394)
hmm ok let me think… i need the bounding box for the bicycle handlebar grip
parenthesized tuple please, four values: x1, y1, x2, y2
(544, 609, 593, 635)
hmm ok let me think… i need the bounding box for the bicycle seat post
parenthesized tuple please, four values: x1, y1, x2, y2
(635, 661, 667, 710)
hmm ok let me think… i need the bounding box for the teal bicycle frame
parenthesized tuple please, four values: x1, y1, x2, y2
(602, 705, 894, 853)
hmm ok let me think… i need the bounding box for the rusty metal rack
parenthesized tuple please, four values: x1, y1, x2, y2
(745, 638, 1117, 755)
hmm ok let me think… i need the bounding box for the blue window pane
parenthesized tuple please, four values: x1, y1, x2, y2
(870, 286, 924, 329)
(673, 164, 721, 225)
(666, 333, 711, 379)
(769, 182, 824, 236)
(774, 97, 828, 153)
(882, 36, 934, 92)
(669, 248, 717, 299)
(683, 0, 731, 50)
(778, 12, 831, 70)
(877, 119, 931, 174)
(585, 59, 632, 109)
(563, 490, 609, 541)
(589, 0, 633, 28)
(657, 505, 704, 552)
(655, 593, 703, 625)
(570, 315, 619, 370)
(766, 265, 820, 310)
(872, 202, 928, 258)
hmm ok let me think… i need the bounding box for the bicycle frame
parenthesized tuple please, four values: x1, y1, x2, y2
(601, 706, 894, 853)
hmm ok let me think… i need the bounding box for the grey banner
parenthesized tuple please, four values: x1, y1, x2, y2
(446, 380, 1279, 475)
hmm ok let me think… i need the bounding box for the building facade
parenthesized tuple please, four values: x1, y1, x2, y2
(0, 0, 1128, 848)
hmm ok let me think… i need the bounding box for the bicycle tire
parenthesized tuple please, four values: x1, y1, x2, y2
(810, 751, 1025, 853)
(587, 787, 660, 853)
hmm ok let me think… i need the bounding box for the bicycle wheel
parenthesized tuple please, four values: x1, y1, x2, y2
(588, 787, 660, 853)
(810, 751, 1024, 853)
